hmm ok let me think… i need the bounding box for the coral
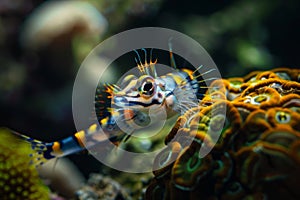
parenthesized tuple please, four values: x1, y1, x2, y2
(108, 169, 154, 200)
(0, 128, 50, 200)
(145, 67, 300, 199)
(76, 173, 131, 200)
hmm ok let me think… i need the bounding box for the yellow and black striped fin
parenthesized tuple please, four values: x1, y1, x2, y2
(10, 130, 49, 167)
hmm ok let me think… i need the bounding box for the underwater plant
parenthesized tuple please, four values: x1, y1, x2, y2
(0, 128, 50, 200)
(146, 67, 300, 200)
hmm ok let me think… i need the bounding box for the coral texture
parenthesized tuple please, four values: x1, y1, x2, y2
(0, 128, 50, 200)
(146, 68, 300, 200)
(76, 173, 130, 200)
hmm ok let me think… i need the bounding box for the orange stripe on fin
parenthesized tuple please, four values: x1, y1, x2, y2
(75, 130, 85, 147)
(88, 124, 97, 133)
(52, 141, 63, 155)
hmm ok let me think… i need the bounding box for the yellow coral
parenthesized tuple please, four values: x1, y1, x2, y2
(0, 128, 50, 200)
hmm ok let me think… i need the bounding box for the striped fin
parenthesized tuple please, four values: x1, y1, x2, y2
(10, 124, 102, 167)
(95, 82, 123, 123)
(11, 130, 51, 167)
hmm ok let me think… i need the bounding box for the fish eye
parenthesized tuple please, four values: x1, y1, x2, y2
(140, 79, 155, 97)
(143, 81, 153, 92)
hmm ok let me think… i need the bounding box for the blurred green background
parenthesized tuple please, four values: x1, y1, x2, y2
(0, 0, 299, 173)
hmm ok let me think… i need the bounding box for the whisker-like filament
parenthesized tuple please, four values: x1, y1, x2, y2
(197, 77, 219, 83)
(134, 49, 143, 66)
(192, 65, 203, 74)
(198, 86, 215, 89)
(168, 37, 177, 69)
(193, 68, 216, 79)
(142, 48, 151, 75)
(134, 49, 145, 74)
(150, 48, 154, 63)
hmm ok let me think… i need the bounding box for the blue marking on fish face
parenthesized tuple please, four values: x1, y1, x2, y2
(113, 96, 129, 107)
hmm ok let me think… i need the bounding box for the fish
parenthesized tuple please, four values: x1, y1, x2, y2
(12, 42, 215, 167)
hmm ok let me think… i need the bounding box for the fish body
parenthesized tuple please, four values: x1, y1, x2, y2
(14, 46, 205, 166)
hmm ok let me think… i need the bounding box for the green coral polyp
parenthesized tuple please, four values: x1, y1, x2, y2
(0, 128, 50, 200)
(187, 154, 201, 172)
(275, 111, 291, 123)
